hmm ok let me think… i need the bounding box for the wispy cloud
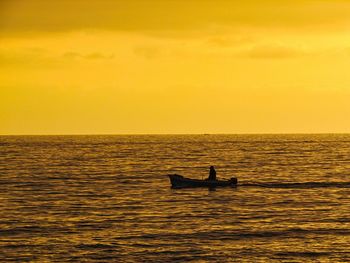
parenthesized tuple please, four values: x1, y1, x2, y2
(62, 52, 114, 60)
(206, 36, 255, 48)
(0, 49, 114, 68)
(133, 46, 161, 59)
(62, 52, 81, 59)
(84, 52, 114, 60)
(238, 44, 306, 59)
(0, 48, 60, 68)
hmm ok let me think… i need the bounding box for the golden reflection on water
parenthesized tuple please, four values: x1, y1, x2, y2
(0, 135, 350, 262)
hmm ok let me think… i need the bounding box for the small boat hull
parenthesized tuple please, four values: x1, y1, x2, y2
(168, 174, 238, 188)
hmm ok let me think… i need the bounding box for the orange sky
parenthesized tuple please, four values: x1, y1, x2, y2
(1, 0, 350, 134)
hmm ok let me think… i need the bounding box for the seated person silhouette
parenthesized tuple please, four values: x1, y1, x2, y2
(208, 166, 217, 180)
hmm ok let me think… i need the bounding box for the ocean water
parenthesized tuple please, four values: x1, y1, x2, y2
(1, 134, 350, 262)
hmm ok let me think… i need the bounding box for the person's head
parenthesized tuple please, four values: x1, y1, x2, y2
(210, 166, 214, 169)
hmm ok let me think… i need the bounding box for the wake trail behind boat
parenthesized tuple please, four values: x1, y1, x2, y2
(240, 181, 350, 189)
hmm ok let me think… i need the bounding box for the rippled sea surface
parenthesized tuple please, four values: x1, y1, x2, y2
(1, 134, 350, 262)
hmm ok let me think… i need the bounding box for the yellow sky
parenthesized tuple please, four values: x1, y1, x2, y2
(1, 0, 350, 134)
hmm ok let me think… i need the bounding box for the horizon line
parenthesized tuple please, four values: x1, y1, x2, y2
(1, 132, 350, 136)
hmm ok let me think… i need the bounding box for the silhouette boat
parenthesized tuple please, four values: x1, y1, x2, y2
(168, 174, 238, 188)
